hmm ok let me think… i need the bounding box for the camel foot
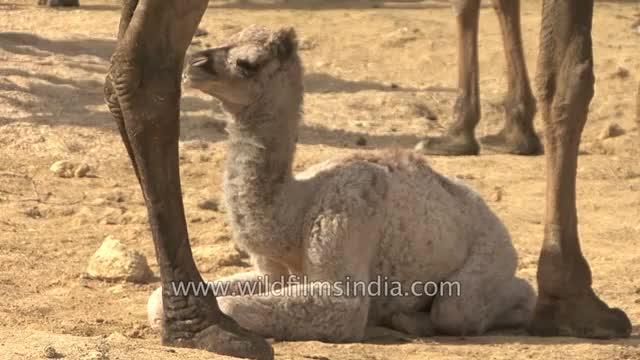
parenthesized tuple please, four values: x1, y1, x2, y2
(164, 313, 274, 359)
(528, 289, 631, 339)
(414, 135, 479, 156)
(157, 286, 273, 360)
(480, 130, 543, 155)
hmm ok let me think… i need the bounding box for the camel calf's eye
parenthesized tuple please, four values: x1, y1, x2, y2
(236, 58, 259, 74)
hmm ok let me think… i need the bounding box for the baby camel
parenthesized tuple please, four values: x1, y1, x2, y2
(148, 25, 534, 341)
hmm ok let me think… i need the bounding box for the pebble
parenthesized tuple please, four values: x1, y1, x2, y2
(413, 140, 428, 153)
(82, 351, 108, 360)
(194, 27, 208, 37)
(598, 122, 626, 140)
(197, 198, 219, 211)
(610, 66, 630, 79)
(50, 160, 93, 178)
(86, 236, 153, 283)
(491, 187, 504, 202)
(24, 206, 42, 219)
(43, 345, 59, 359)
(107, 284, 126, 294)
(382, 27, 422, 48)
(50, 160, 75, 178)
(298, 37, 317, 50)
(355, 136, 367, 146)
(74, 163, 92, 178)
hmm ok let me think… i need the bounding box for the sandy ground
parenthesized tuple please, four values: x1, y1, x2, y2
(1, 0, 639, 359)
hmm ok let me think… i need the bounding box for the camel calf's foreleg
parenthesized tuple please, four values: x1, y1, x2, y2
(218, 285, 370, 342)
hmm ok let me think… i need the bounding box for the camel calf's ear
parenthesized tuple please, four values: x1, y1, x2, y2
(271, 27, 298, 63)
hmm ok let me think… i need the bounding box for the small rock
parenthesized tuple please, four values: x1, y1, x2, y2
(24, 206, 42, 219)
(179, 153, 192, 164)
(194, 27, 208, 37)
(50, 160, 75, 178)
(43, 345, 60, 359)
(455, 173, 476, 180)
(491, 187, 503, 202)
(382, 27, 422, 48)
(106, 332, 127, 342)
(355, 136, 367, 146)
(197, 198, 219, 211)
(598, 122, 626, 140)
(298, 37, 317, 51)
(90, 198, 108, 206)
(215, 234, 231, 243)
(107, 284, 126, 294)
(74, 163, 92, 178)
(125, 324, 148, 339)
(610, 66, 630, 79)
(414, 140, 428, 153)
(409, 101, 437, 120)
(82, 351, 108, 360)
(86, 236, 153, 283)
(632, 19, 640, 34)
(105, 191, 126, 203)
(50, 160, 92, 178)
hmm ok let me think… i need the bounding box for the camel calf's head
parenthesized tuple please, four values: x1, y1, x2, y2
(184, 24, 302, 112)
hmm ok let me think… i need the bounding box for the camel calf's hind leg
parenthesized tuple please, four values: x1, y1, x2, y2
(392, 228, 535, 336)
(391, 276, 533, 336)
(528, 0, 631, 339)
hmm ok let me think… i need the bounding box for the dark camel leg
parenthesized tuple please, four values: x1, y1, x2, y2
(416, 0, 481, 156)
(38, 0, 79, 6)
(480, 0, 542, 155)
(104, 0, 273, 358)
(528, 0, 631, 338)
(636, 80, 639, 126)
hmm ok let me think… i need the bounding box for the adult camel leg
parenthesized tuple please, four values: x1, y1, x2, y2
(38, 0, 79, 6)
(528, 0, 631, 338)
(481, 0, 542, 155)
(636, 82, 640, 126)
(417, 0, 481, 156)
(104, 0, 273, 358)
